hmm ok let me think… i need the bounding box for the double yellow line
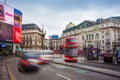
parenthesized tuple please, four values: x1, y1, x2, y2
(7, 66, 16, 80)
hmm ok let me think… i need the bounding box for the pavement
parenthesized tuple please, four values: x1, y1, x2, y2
(0, 56, 12, 80)
(79, 56, 119, 65)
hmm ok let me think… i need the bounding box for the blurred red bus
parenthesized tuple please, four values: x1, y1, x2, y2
(63, 37, 78, 62)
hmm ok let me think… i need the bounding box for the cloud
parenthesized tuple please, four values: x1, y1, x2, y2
(1, 0, 120, 38)
(21, 3, 120, 38)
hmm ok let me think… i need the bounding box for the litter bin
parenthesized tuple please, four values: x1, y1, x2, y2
(116, 51, 120, 64)
(87, 53, 94, 60)
(104, 56, 113, 63)
(104, 52, 113, 63)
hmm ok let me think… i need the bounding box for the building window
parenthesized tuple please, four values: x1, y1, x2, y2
(22, 35, 24, 38)
(114, 23, 115, 27)
(114, 34, 116, 38)
(114, 29, 116, 33)
(95, 33, 100, 39)
(102, 40, 104, 44)
(89, 34, 91, 40)
(82, 36, 84, 41)
(26, 41, 28, 45)
(30, 41, 32, 45)
(27, 35, 28, 38)
(102, 24, 104, 28)
(92, 34, 94, 39)
(102, 31, 104, 33)
(102, 35, 104, 39)
(35, 41, 37, 45)
(106, 23, 108, 26)
(117, 24, 119, 27)
(86, 35, 88, 40)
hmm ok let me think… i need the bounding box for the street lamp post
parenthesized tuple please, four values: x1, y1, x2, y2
(41, 29, 46, 50)
(84, 40, 87, 59)
(96, 42, 99, 60)
(84, 40, 87, 50)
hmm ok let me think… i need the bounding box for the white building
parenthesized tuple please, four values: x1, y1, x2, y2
(48, 35, 61, 50)
(61, 17, 120, 53)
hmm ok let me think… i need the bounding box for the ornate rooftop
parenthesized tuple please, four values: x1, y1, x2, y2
(63, 16, 120, 33)
(22, 23, 41, 31)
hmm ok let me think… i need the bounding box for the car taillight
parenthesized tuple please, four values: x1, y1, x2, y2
(37, 57, 41, 60)
(20, 59, 30, 67)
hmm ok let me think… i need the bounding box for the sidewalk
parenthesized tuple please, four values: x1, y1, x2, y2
(2, 60, 10, 80)
(78, 56, 120, 66)
(0, 56, 11, 80)
(52, 57, 120, 78)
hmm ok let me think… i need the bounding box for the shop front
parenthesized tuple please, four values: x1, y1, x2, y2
(0, 42, 13, 56)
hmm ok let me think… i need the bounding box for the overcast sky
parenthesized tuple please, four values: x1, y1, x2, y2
(0, 0, 120, 38)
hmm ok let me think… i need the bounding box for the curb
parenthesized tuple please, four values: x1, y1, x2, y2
(52, 61, 120, 78)
(79, 59, 120, 66)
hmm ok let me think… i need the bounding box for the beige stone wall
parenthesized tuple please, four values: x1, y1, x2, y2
(22, 29, 43, 50)
(62, 21, 120, 52)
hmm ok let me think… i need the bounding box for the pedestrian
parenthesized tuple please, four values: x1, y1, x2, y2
(113, 53, 117, 64)
(15, 46, 22, 57)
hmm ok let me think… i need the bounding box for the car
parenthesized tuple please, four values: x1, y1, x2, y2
(18, 50, 41, 72)
(18, 50, 54, 72)
(37, 50, 54, 64)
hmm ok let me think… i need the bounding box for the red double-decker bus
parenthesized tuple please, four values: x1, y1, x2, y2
(63, 37, 78, 62)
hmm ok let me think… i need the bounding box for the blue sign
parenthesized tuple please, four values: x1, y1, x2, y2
(52, 35, 59, 40)
(0, 44, 6, 48)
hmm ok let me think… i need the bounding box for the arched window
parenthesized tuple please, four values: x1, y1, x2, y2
(82, 36, 84, 41)
(92, 34, 94, 39)
(86, 35, 88, 40)
(89, 34, 91, 40)
(95, 33, 100, 39)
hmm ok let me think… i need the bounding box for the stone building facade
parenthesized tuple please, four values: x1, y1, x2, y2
(48, 35, 61, 50)
(21, 23, 45, 50)
(61, 16, 120, 53)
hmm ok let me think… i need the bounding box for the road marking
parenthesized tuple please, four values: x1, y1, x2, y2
(42, 68, 55, 72)
(7, 66, 16, 80)
(55, 65, 70, 69)
(56, 73, 71, 80)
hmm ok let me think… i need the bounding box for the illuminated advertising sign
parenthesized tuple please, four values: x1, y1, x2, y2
(0, 2, 14, 25)
(0, 2, 22, 43)
(14, 8, 22, 27)
(52, 35, 59, 40)
(0, 22, 13, 42)
(13, 8, 22, 43)
(13, 27, 22, 43)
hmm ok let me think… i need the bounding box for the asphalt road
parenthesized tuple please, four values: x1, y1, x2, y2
(0, 56, 4, 66)
(7, 57, 120, 80)
(0, 56, 5, 80)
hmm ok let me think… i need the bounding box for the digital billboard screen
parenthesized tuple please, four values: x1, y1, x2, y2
(14, 8, 22, 27)
(13, 8, 22, 43)
(0, 2, 14, 25)
(0, 2, 22, 43)
(52, 35, 59, 40)
(13, 27, 22, 43)
(0, 22, 13, 42)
